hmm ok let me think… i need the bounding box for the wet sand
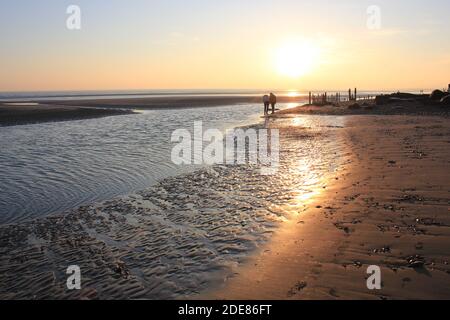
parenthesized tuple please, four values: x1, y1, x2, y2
(0, 95, 306, 126)
(0, 119, 342, 299)
(1, 103, 449, 299)
(37, 95, 307, 110)
(273, 99, 450, 117)
(206, 114, 450, 300)
(0, 103, 134, 126)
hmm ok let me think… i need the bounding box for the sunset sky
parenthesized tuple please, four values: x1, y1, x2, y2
(1, 0, 449, 92)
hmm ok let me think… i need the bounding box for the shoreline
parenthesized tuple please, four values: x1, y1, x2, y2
(0, 116, 341, 299)
(271, 99, 450, 117)
(0, 95, 305, 127)
(26, 95, 307, 110)
(3, 93, 448, 127)
(1, 102, 449, 299)
(205, 114, 450, 300)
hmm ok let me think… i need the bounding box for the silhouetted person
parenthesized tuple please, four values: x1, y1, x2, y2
(269, 93, 277, 114)
(263, 94, 270, 115)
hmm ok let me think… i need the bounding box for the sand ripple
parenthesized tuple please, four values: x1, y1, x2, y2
(0, 117, 345, 299)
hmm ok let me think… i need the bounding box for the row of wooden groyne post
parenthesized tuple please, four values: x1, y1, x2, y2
(308, 88, 375, 105)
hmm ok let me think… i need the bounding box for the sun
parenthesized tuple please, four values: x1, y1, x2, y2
(275, 39, 319, 78)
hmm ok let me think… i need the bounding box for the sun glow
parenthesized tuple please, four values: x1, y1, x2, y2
(275, 39, 319, 78)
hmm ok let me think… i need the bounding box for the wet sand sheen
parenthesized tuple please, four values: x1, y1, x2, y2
(205, 115, 450, 300)
(2, 113, 449, 299)
(0, 117, 344, 299)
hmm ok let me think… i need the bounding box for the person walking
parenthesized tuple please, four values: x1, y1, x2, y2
(269, 92, 277, 114)
(263, 94, 270, 115)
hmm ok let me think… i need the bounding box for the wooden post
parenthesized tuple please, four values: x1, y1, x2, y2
(324, 92, 327, 103)
(348, 89, 351, 101)
(309, 92, 312, 105)
(354, 88, 357, 101)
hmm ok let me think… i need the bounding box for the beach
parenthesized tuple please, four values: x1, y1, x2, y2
(2, 0, 450, 305)
(1, 98, 449, 299)
(206, 113, 450, 299)
(274, 98, 450, 117)
(0, 111, 341, 299)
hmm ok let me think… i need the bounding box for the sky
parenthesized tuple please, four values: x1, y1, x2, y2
(0, 0, 449, 92)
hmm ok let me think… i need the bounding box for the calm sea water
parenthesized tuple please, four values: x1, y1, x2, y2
(0, 90, 276, 101)
(0, 89, 410, 102)
(0, 103, 269, 224)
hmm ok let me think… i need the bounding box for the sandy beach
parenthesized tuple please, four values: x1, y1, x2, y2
(274, 98, 450, 117)
(37, 95, 306, 110)
(206, 112, 450, 300)
(0, 103, 134, 126)
(1, 98, 449, 299)
(2, 0, 450, 306)
(0, 112, 342, 299)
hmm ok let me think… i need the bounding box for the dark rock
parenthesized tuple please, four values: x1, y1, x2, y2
(407, 255, 425, 269)
(287, 281, 307, 297)
(353, 261, 363, 268)
(112, 261, 130, 279)
(440, 94, 450, 106)
(430, 89, 447, 101)
(409, 260, 424, 269)
(373, 246, 391, 253)
(295, 281, 307, 291)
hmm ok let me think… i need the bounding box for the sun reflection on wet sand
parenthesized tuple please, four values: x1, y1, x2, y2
(265, 115, 347, 215)
(291, 116, 307, 127)
(0, 113, 349, 299)
(294, 159, 330, 206)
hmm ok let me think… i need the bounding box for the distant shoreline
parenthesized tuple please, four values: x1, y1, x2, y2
(38, 95, 309, 109)
(0, 95, 307, 126)
(2, 91, 448, 127)
(0, 103, 134, 127)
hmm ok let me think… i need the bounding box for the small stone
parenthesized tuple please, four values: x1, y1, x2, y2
(409, 260, 424, 269)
